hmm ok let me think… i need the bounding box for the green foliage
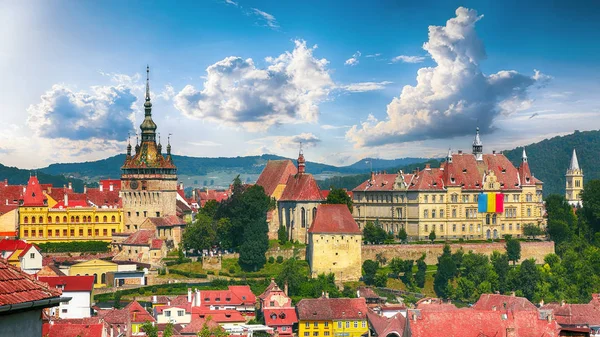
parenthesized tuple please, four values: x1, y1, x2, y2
(362, 260, 379, 285)
(363, 221, 393, 244)
(113, 292, 122, 309)
(141, 321, 158, 337)
(268, 256, 275, 264)
(397, 227, 408, 243)
(389, 257, 414, 286)
(199, 200, 219, 218)
(163, 323, 174, 337)
(169, 269, 208, 278)
(491, 251, 510, 294)
(276, 256, 284, 263)
(429, 230, 437, 243)
(238, 215, 269, 271)
(276, 257, 308, 296)
(278, 225, 288, 245)
(197, 317, 228, 337)
(581, 180, 600, 235)
(505, 236, 521, 265)
(183, 213, 216, 252)
(545, 194, 576, 244)
(374, 270, 388, 287)
(522, 223, 545, 239)
(517, 259, 540, 300)
(434, 245, 456, 299)
(415, 256, 427, 288)
(324, 187, 353, 212)
(37, 241, 110, 253)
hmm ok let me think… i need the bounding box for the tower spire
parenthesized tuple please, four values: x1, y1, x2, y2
(145, 65, 151, 102)
(570, 149, 580, 170)
(522, 147, 528, 163)
(472, 126, 483, 161)
(127, 132, 132, 156)
(140, 65, 157, 142)
(297, 143, 306, 174)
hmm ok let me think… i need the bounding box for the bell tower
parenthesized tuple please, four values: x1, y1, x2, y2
(472, 127, 483, 161)
(565, 149, 583, 206)
(120, 66, 178, 231)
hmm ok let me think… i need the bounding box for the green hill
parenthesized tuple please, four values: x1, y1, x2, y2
(0, 163, 87, 192)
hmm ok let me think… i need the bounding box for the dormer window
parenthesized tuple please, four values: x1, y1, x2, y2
(204, 297, 210, 301)
(226, 297, 231, 301)
(451, 178, 455, 184)
(502, 168, 506, 173)
(462, 169, 467, 173)
(215, 298, 220, 302)
(271, 313, 277, 320)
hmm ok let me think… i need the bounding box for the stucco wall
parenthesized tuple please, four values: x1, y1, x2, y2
(0, 309, 43, 336)
(361, 241, 555, 265)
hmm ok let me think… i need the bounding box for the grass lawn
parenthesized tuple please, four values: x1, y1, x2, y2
(170, 258, 309, 278)
(384, 273, 436, 298)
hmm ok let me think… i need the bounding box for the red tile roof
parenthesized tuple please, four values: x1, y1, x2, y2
(264, 308, 298, 326)
(194, 285, 256, 307)
(151, 239, 164, 250)
(473, 294, 538, 312)
(0, 239, 29, 251)
(85, 188, 121, 208)
(256, 160, 298, 197)
(123, 230, 155, 246)
(180, 317, 223, 334)
(309, 204, 361, 234)
(0, 257, 62, 305)
(22, 176, 46, 206)
(228, 285, 256, 306)
(146, 215, 185, 228)
(99, 179, 121, 191)
(42, 323, 105, 337)
(191, 308, 247, 323)
(367, 309, 407, 337)
(197, 189, 230, 207)
(52, 200, 89, 208)
(126, 300, 155, 323)
(542, 295, 600, 326)
(297, 297, 368, 321)
(38, 276, 95, 292)
(353, 174, 412, 192)
(280, 174, 323, 201)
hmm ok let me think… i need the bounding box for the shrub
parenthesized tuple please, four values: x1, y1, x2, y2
(38, 241, 110, 253)
(207, 270, 215, 275)
(276, 256, 284, 263)
(268, 256, 275, 264)
(229, 266, 236, 273)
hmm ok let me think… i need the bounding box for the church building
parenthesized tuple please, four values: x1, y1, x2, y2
(565, 149, 583, 207)
(121, 66, 178, 231)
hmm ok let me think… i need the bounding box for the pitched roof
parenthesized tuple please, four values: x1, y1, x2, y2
(228, 285, 256, 305)
(146, 215, 186, 228)
(42, 323, 105, 337)
(195, 285, 256, 307)
(22, 176, 46, 206)
(180, 317, 222, 334)
(309, 204, 361, 234)
(280, 174, 323, 201)
(542, 296, 600, 326)
(126, 300, 155, 323)
(264, 308, 298, 326)
(297, 297, 368, 321)
(191, 308, 246, 323)
(256, 160, 298, 196)
(123, 230, 155, 246)
(352, 173, 412, 192)
(151, 239, 164, 250)
(0, 239, 29, 252)
(37, 265, 66, 277)
(0, 257, 62, 306)
(367, 310, 408, 337)
(38, 276, 95, 292)
(473, 294, 538, 312)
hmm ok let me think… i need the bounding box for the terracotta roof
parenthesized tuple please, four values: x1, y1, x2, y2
(472, 294, 538, 312)
(259, 279, 281, 300)
(191, 308, 247, 323)
(195, 285, 256, 307)
(123, 230, 155, 246)
(22, 176, 46, 206)
(197, 189, 230, 207)
(99, 179, 122, 191)
(256, 160, 298, 196)
(126, 300, 155, 323)
(0, 257, 62, 306)
(38, 276, 95, 292)
(264, 308, 298, 326)
(151, 239, 164, 250)
(155, 304, 191, 314)
(542, 295, 600, 326)
(357, 287, 380, 300)
(297, 297, 368, 321)
(367, 309, 407, 337)
(280, 174, 323, 201)
(85, 188, 121, 208)
(0, 239, 29, 251)
(309, 204, 361, 234)
(146, 215, 185, 228)
(37, 265, 66, 277)
(352, 173, 412, 192)
(52, 200, 89, 208)
(228, 285, 256, 305)
(180, 317, 222, 334)
(42, 323, 105, 337)
(0, 182, 23, 210)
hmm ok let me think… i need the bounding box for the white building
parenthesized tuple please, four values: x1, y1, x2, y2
(0, 239, 42, 274)
(155, 304, 192, 325)
(39, 275, 94, 319)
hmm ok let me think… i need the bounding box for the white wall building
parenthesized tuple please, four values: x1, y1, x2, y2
(38, 275, 94, 319)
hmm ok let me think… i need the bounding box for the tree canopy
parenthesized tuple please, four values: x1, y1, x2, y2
(324, 187, 353, 212)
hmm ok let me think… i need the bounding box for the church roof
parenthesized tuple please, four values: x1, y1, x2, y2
(309, 204, 361, 234)
(22, 176, 46, 206)
(256, 160, 298, 196)
(280, 173, 323, 201)
(122, 141, 176, 169)
(570, 148, 580, 170)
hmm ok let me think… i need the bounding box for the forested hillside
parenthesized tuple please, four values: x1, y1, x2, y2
(0, 163, 86, 192)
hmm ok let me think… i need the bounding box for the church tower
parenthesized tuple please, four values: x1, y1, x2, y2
(566, 149, 583, 206)
(472, 127, 483, 161)
(121, 66, 178, 231)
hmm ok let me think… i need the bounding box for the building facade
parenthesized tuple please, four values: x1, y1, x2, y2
(565, 149, 583, 207)
(40, 275, 94, 319)
(259, 279, 297, 337)
(308, 204, 362, 282)
(121, 66, 178, 231)
(297, 297, 369, 337)
(352, 128, 545, 240)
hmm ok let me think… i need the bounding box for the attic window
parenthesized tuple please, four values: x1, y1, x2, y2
(502, 168, 506, 173)
(271, 313, 277, 320)
(204, 297, 210, 301)
(526, 177, 530, 183)
(432, 182, 437, 186)
(279, 313, 286, 319)
(500, 183, 505, 187)
(226, 297, 231, 301)
(242, 296, 246, 300)
(462, 169, 467, 173)
(215, 298, 220, 302)
(475, 183, 480, 187)
(461, 183, 465, 187)
(451, 178, 456, 183)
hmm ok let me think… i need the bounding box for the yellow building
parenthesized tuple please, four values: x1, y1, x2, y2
(352, 128, 545, 240)
(297, 297, 368, 337)
(566, 149, 583, 207)
(18, 176, 124, 243)
(66, 259, 118, 288)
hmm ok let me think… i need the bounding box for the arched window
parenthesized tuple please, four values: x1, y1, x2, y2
(88, 216, 92, 222)
(70, 216, 75, 223)
(23, 216, 28, 224)
(39, 216, 43, 223)
(312, 207, 317, 220)
(93, 273, 98, 284)
(101, 273, 106, 284)
(63, 216, 67, 223)
(95, 216, 99, 222)
(486, 214, 490, 225)
(111, 215, 116, 222)
(103, 216, 107, 222)
(75, 216, 80, 223)
(55, 216, 60, 223)
(82, 216, 86, 223)
(31, 217, 36, 224)
(48, 216, 52, 223)
(301, 207, 306, 228)
(492, 214, 497, 224)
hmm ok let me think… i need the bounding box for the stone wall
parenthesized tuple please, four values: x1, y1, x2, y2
(361, 241, 555, 265)
(265, 247, 306, 260)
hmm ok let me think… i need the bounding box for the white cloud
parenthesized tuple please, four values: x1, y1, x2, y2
(390, 55, 426, 63)
(174, 40, 334, 131)
(224, 0, 239, 6)
(189, 140, 222, 147)
(341, 81, 393, 92)
(347, 7, 549, 148)
(251, 8, 279, 29)
(27, 84, 136, 141)
(344, 51, 361, 66)
(365, 53, 381, 58)
(248, 132, 321, 151)
(321, 124, 351, 130)
(156, 84, 176, 101)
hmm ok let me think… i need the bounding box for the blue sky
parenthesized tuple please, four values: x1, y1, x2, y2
(1, 0, 599, 168)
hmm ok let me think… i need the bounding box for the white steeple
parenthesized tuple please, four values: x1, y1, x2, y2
(570, 149, 580, 170)
(522, 148, 528, 163)
(472, 127, 483, 161)
(447, 148, 452, 163)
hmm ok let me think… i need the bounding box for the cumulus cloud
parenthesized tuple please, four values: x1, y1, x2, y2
(248, 132, 321, 151)
(251, 8, 279, 29)
(391, 55, 426, 63)
(224, 0, 239, 6)
(321, 124, 351, 130)
(189, 140, 222, 147)
(341, 81, 393, 92)
(346, 7, 550, 147)
(156, 84, 176, 101)
(27, 84, 136, 141)
(345, 51, 361, 66)
(174, 40, 333, 131)
(365, 53, 381, 58)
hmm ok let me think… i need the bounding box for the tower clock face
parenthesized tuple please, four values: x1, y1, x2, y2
(130, 180, 139, 190)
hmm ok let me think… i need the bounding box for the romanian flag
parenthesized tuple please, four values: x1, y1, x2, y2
(478, 193, 504, 213)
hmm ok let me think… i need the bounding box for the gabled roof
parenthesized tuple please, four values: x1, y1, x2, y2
(0, 257, 62, 306)
(123, 230, 155, 246)
(150, 239, 164, 250)
(280, 174, 323, 201)
(0, 239, 29, 252)
(264, 308, 298, 326)
(52, 200, 89, 208)
(145, 215, 186, 228)
(542, 295, 600, 326)
(473, 294, 538, 312)
(367, 309, 407, 337)
(22, 176, 46, 206)
(297, 297, 368, 321)
(309, 204, 361, 234)
(195, 286, 256, 307)
(256, 160, 298, 196)
(191, 308, 246, 323)
(38, 276, 95, 292)
(180, 317, 222, 334)
(126, 300, 155, 323)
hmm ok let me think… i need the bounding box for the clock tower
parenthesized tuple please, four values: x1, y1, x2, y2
(121, 66, 178, 231)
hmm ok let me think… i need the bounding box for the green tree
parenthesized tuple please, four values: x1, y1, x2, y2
(113, 292, 122, 309)
(522, 223, 544, 239)
(197, 317, 228, 337)
(278, 225, 288, 245)
(239, 216, 269, 271)
(415, 255, 427, 288)
(491, 251, 510, 293)
(454, 277, 476, 302)
(141, 321, 158, 337)
(324, 187, 353, 212)
(505, 236, 521, 265)
(363, 221, 390, 244)
(276, 257, 308, 296)
(216, 218, 233, 249)
(517, 259, 540, 300)
(397, 227, 408, 243)
(545, 194, 576, 244)
(429, 230, 437, 243)
(200, 199, 219, 218)
(182, 213, 216, 252)
(362, 260, 379, 285)
(434, 245, 456, 299)
(581, 180, 600, 235)
(389, 258, 405, 276)
(374, 270, 388, 287)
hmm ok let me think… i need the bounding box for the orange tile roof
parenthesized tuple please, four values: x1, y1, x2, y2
(0, 257, 62, 305)
(297, 297, 368, 321)
(280, 174, 323, 201)
(309, 204, 361, 234)
(256, 160, 298, 196)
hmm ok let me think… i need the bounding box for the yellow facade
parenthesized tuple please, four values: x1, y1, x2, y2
(68, 259, 118, 288)
(299, 320, 333, 337)
(332, 319, 369, 337)
(18, 205, 124, 243)
(308, 233, 362, 282)
(566, 149, 583, 206)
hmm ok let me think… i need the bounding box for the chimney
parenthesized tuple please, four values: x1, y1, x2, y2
(325, 292, 329, 299)
(188, 288, 192, 303)
(68, 182, 72, 190)
(179, 182, 184, 190)
(152, 295, 157, 303)
(492, 306, 496, 311)
(561, 300, 566, 307)
(3, 179, 7, 187)
(111, 327, 114, 337)
(195, 289, 201, 307)
(458, 150, 463, 154)
(539, 299, 544, 307)
(511, 291, 516, 297)
(413, 313, 417, 322)
(492, 150, 496, 155)
(167, 300, 170, 306)
(99, 183, 103, 192)
(284, 281, 289, 296)
(109, 182, 114, 191)
(547, 314, 552, 323)
(370, 171, 375, 182)
(425, 164, 431, 170)
(64, 193, 69, 207)
(192, 189, 196, 200)
(83, 185, 87, 194)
